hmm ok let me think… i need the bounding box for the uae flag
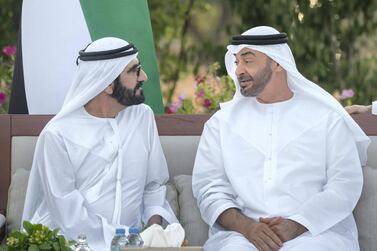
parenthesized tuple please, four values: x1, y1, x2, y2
(9, 0, 164, 114)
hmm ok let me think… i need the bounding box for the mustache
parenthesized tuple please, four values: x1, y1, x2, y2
(238, 74, 253, 82)
(133, 81, 144, 95)
(134, 81, 143, 90)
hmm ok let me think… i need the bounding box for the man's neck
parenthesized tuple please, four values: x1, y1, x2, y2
(84, 98, 126, 118)
(256, 91, 294, 104)
(256, 76, 293, 104)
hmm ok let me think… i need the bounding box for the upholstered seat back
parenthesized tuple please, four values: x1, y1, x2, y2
(5, 130, 377, 250)
(8, 136, 202, 224)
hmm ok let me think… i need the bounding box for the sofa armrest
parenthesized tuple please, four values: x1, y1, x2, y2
(0, 212, 5, 244)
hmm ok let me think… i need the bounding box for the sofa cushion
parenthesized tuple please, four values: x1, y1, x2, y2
(366, 136, 377, 168)
(160, 136, 201, 178)
(6, 169, 30, 232)
(0, 214, 5, 229)
(173, 175, 208, 246)
(7, 136, 37, 232)
(166, 183, 180, 220)
(354, 165, 377, 251)
(6, 136, 183, 232)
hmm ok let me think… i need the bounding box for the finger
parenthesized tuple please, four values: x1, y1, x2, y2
(262, 230, 283, 249)
(351, 106, 364, 114)
(251, 238, 263, 251)
(260, 232, 281, 251)
(269, 217, 282, 226)
(263, 227, 283, 246)
(345, 106, 356, 114)
(254, 237, 272, 251)
(260, 217, 282, 227)
(270, 226, 285, 242)
(259, 217, 276, 224)
(259, 217, 271, 224)
(271, 225, 278, 232)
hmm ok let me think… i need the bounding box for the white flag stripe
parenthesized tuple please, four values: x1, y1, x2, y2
(22, 0, 91, 114)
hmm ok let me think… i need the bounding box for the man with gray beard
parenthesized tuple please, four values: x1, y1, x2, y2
(192, 26, 369, 251)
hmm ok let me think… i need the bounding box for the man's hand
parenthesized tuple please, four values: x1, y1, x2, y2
(146, 215, 162, 227)
(216, 208, 282, 251)
(260, 217, 307, 242)
(242, 221, 283, 251)
(345, 105, 372, 114)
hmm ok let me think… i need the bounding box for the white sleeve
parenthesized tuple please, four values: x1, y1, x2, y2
(372, 101, 377, 115)
(37, 131, 123, 248)
(289, 113, 363, 236)
(192, 118, 241, 227)
(142, 110, 178, 224)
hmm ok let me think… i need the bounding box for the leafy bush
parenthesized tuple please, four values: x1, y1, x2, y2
(165, 62, 235, 114)
(0, 45, 16, 114)
(1, 221, 74, 251)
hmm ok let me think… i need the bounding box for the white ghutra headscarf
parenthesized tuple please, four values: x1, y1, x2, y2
(222, 26, 370, 165)
(56, 37, 138, 122)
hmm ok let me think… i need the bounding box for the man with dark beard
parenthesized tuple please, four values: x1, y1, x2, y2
(111, 62, 145, 106)
(22, 37, 179, 251)
(192, 26, 368, 251)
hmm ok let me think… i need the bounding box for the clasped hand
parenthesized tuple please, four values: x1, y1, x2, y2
(243, 217, 307, 251)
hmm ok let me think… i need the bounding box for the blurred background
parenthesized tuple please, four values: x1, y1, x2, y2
(1, 0, 377, 114)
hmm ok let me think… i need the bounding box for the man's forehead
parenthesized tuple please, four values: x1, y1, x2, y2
(120, 58, 140, 75)
(235, 48, 264, 58)
(126, 58, 140, 68)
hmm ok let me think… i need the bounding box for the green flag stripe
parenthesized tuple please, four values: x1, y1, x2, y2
(79, 0, 164, 113)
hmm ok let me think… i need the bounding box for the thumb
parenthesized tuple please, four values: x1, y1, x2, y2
(259, 217, 273, 223)
(270, 217, 283, 225)
(346, 108, 355, 114)
(259, 217, 282, 226)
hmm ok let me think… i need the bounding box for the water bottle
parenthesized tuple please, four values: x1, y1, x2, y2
(110, 228, 128, 251)
(74, 234, 92, 251)
(124, 227, 144, 248)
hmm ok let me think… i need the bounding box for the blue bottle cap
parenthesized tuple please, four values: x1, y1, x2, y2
(128, 227, 140, 234)
(115, 228, 125, 235)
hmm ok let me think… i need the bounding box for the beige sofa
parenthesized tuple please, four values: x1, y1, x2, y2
(0, 114, 376, 250)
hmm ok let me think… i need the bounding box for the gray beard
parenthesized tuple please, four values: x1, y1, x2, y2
(239, 60, 273, 97)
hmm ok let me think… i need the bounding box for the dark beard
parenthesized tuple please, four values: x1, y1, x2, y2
(111, 77, 145, 106)
(238, 59, 273, 97)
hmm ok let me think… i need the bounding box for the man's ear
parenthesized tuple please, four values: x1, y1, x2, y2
(105, 83, 114, 95)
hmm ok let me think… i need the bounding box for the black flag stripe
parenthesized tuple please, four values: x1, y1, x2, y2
(8, 28, 28, 114)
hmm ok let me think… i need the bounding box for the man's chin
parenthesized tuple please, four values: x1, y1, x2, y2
(134, 95, 145, 105)
(241, 93, 257, 98)
(241, 87, 257, 97)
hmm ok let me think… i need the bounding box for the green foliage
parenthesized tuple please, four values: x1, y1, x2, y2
(0, 0, 19, 114)
(151, 0, 377, 112)
(228, 0, 377, 105)
(0, 0, 21, 49)
(167, 62, 235, 114)
(190, 63, 235, 112)
(149, 0, 232, 104)
(177, 98, 195, 114)
(0, 46, 15, 113)
(3, 221, 74, 251)
(0, 0, 376, 114)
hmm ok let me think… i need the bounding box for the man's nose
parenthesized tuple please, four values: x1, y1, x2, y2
(235, 63, 246, 77)
(138, 69, 148, 82)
